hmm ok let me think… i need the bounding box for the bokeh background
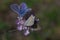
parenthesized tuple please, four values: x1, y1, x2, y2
(0, 0, 60, 40)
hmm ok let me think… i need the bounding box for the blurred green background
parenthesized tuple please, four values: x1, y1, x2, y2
(0, 0, 60, 40)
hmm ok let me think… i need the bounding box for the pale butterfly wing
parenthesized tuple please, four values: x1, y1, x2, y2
(24, 15, 35, 26)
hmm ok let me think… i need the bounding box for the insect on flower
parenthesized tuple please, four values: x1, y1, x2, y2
(10, 2, 40, 36)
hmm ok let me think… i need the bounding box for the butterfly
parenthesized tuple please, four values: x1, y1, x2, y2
(10, 2, 32, 17)
(24, 15, 35, 26)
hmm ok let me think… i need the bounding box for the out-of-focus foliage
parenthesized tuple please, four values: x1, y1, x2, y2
(0, 21, 7, 30)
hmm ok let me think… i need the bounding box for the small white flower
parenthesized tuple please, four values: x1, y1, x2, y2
(23, 26, 27, 30)
(17, 25, 23, 31)
(24, 30, 30, 36)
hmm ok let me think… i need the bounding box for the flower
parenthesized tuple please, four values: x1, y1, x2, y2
(16, 17, 25, 31)
(16, 17, 30, 36)
(24, 29, 30, 36)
